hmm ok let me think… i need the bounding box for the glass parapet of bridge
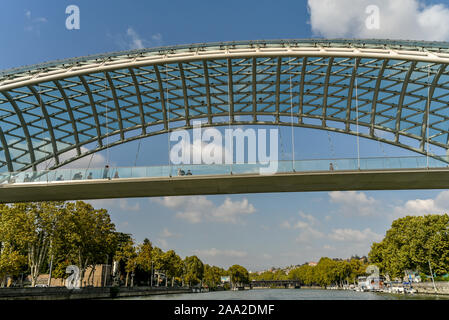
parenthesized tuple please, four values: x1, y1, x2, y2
(1, 156, 449, 185)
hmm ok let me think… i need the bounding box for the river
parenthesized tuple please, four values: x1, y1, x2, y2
(120, 288, 449, 300)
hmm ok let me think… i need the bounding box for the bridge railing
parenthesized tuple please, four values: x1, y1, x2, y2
(1, 156, 448, 185)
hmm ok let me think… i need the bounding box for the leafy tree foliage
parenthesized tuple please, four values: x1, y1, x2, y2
(369, 214, 449, 278)
(114, 234, 137, 286)
(228, 264, 249, 287)
(183, 256, 204, 286)
(52, 201, 117, 284)
(203, 264, 227, 288)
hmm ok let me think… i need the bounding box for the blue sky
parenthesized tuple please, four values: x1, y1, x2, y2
(3, 0, 449, 271)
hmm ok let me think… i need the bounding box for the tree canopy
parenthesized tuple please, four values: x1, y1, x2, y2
(369, 214, 449, 278)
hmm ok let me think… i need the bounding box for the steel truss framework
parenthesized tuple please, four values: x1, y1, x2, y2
(1, 39, 449, 172)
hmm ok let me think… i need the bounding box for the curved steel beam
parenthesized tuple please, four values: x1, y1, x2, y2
(0, 126, 12, 172)
(154, 65, 168, 130)
(203, 60, 213, 125)
(275, 57, 282, 123)
(252, 57, 257, 122)
(128, 68, 146, 135)
(4, 44, 449, 91)
(227, 58, 235, 123)
(53, 79, 81, 156)
(178, 62, 190, 126)
(299, 57, 308, 124)
(0, 91, 37, 170)
(79, 75, 103, 147)
(395, 61, 417, 143)
(104, 71, 125, 140)
(323, 57, 335, 127)
(346, 58, 360, 132)
(370, 59, 389, 136)
(421, 64, 447, 149)
(28, 85, 59, 166)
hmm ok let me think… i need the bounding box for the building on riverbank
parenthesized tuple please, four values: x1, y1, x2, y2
(26, 264, 112, 287)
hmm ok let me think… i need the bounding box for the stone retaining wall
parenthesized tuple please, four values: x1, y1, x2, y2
(0, 286, 192, 300)
(412, 282, 449, 295)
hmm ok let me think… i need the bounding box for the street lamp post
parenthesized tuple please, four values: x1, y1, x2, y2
(151, 261, 154, 288)
(104, 254, 109, 287)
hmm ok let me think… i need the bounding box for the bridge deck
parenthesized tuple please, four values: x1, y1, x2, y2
(2, 168, 449, 203)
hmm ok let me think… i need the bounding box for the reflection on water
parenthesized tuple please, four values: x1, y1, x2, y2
(120, 289, 449, 300)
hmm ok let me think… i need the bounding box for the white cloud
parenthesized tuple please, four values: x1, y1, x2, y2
(280, 211, 324, 243)
(298, 211, 319, 226)
(24, 9, 47, 35)
(118, 199, 141, 211)
(328, 227, 383, 242)
(152, 196, 256, 224)
(87, 198, 140, 212)
(193, 248, 248, 258)
(281, 210, 319, 229)
(308, 0, 449, 41)
(112, 27, 163, 50)
(36, 146, 107, 171)
(126, 27, 144, 50)
(329, 191, 378, 216)
(152, 33, 163, 45)
(392, 190, 449, 218)
(160, 228, 181, 238)
(296, 226, 325, 244)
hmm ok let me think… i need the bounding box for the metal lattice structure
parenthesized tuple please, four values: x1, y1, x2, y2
(1, 39, 449, 172)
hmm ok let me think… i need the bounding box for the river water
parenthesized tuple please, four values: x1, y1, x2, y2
(122, 288, 449, 300)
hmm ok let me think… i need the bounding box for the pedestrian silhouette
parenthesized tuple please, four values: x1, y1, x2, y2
(103, 165, 110, 179)
(73, 172, 82, 180)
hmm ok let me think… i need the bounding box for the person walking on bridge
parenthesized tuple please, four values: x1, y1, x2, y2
(103, 165, 110, 179)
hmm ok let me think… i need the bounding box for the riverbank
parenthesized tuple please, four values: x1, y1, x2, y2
(0, 286, 193, 300)
(305, 282, 449, 296)
(408, 282, 449, 295)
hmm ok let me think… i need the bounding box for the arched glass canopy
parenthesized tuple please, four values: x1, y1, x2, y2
(1, 39, 449, 172)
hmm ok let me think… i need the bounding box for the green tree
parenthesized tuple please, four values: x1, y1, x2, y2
(162, 250, 183, 287)
(289, 264, 316, 286)
(136, 238, 154, 285)
(0, 202, 65, 286)
(53, 201, 117, 286)
(347, 258, 368, 284)
(0, 243, 27, 287)
(152, 246, 166, 286)
(369, 214, 449, 279)
(114, 235, 137, 287)
(228, 264, 249, 288)
(203, 264, 226, 288)
(183, 256, 204, 287)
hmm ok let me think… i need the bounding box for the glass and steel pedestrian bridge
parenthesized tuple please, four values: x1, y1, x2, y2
(3, 39, 449, 202)
(3, 39, 449, 175)
(2, 156, 449, 203)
